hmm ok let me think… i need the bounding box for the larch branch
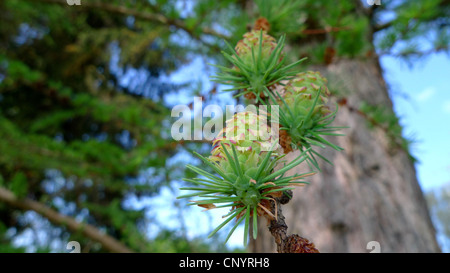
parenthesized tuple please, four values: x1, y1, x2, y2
(0, 186, 134, 253)
(31, 0, 229, 40)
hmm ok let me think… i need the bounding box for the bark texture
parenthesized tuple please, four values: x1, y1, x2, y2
(250, 58, 440, 253)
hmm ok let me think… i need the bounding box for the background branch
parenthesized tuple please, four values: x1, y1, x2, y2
(31, 0, 229, 40)
(373, 21, 393, 32)
(301, 26, 352, 35)
(0, 187, 134, 253)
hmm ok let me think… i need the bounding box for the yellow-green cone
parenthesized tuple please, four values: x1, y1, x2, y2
(282, 71, 332, 130)
(235, 30, 278, 68)
(278, 71, 342, 165)
(210, 111, 279, 184)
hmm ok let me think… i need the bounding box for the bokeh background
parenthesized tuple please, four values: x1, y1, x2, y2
(0, 0, 449, 252)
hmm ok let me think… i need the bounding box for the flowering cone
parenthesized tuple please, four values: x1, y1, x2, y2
(281, 71, 332, 130)
(210, 111, 279, 183)
(178, 111, 313, 245)
(277, 71, 344, 168)
(235, 30, 278, 68)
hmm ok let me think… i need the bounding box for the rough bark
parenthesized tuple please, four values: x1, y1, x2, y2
(250, 58, 440, 253)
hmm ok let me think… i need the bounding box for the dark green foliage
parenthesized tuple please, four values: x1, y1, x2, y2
(426, 184, 450, 252)
(374, 0, 450, 62)
(0, 0, 220, 252)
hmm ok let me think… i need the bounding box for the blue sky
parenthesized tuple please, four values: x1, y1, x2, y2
(381, 52, 450, 191)
(381, 52, 450, 252)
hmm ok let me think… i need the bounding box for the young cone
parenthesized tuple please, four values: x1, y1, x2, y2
(281, 71, 332, 129)
(235, 30, 278, 69)
(210, 111, 280, 181)
(178, 111, 314, 245)
(277, 71, 344, 168)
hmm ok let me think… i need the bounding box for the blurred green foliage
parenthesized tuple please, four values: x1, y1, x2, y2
(426, 183, 450, 252)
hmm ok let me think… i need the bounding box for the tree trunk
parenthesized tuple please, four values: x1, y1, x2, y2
(250, 58, 440, 253)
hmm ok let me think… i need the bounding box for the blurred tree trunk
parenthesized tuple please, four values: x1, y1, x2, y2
(250, 58, 440, 253)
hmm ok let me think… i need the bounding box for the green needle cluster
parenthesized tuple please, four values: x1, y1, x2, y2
(210, 30, 306, 103)
(178, 139, 313, 245)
